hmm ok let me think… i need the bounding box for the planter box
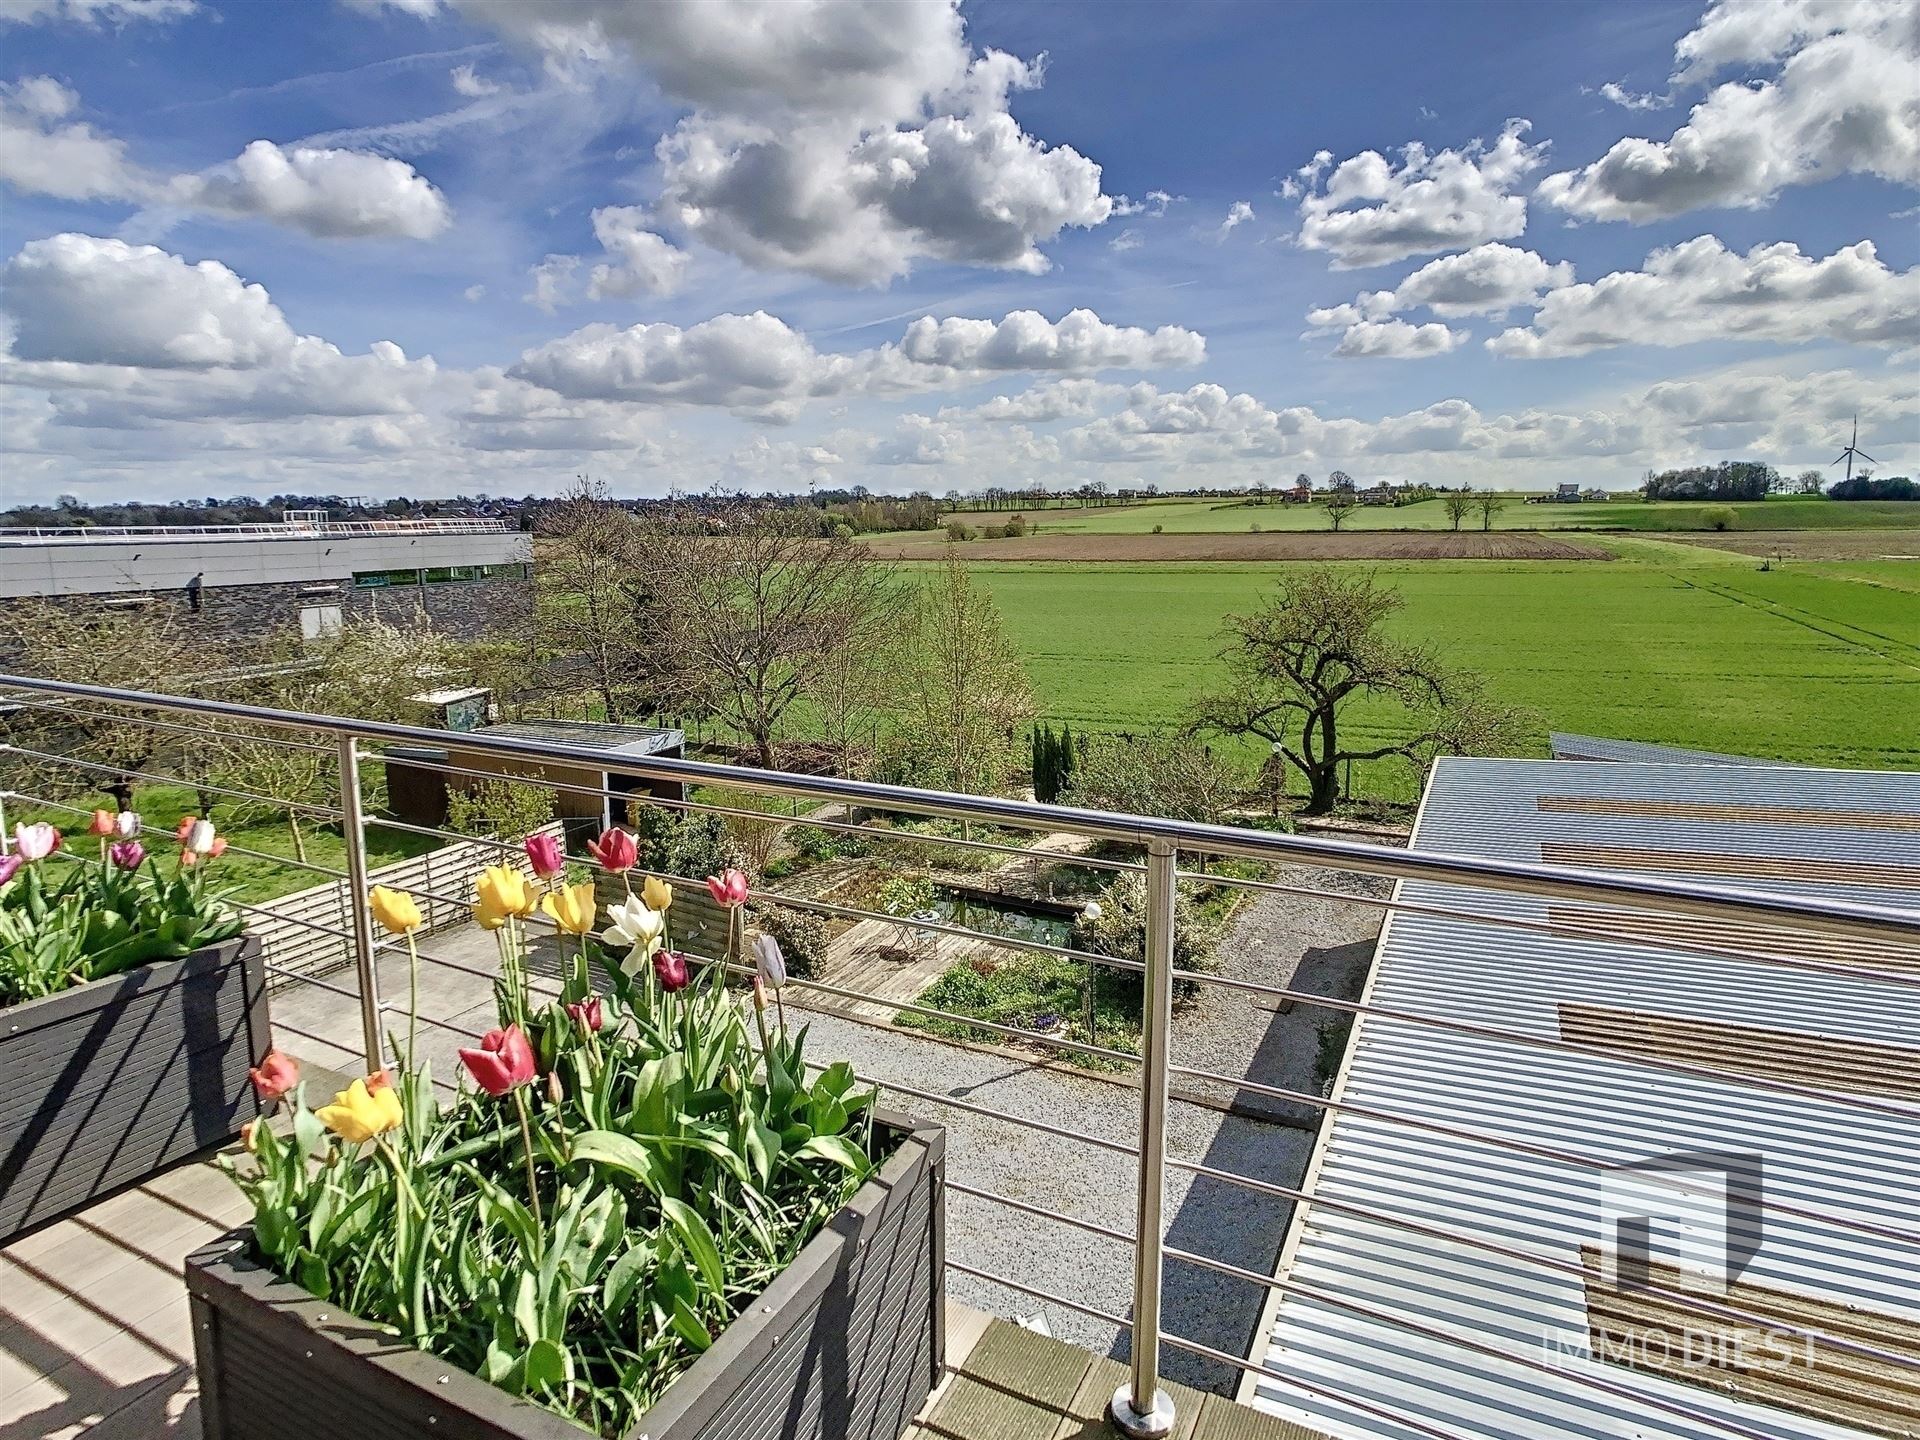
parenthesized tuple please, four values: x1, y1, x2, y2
(186, 1110, 945, 1440)
(1, 934, 268, 1244)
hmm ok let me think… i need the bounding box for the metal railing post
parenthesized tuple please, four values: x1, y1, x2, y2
(1111, 837, 1177, 1438)
(336, 735, 384, 1072)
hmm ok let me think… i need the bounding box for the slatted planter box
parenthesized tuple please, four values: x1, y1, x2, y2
(185, 1111, 945, 1440)
(1, 934, 267, 1244)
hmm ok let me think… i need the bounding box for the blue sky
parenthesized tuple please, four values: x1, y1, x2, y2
(0, 0, 1914, 501)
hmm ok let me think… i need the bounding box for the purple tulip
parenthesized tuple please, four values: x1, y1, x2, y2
(108, 839, 146, 870)
(0, 853, 22, 888)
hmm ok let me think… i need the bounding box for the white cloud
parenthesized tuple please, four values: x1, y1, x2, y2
(0, 0, 193, 23)
(0, 80, 452, 241)
(1294, 120, 1547, 268)
(585, 206, 690, 298)
(1328, 318, 1466, 358)
(1490, 236, 1920, 355)
(938, 377, 1124, 423)
(1598, 81, 1670, 112)
(1217, 199, 1253, 238)
(169, 140, 452, 240)
(898, 309, 1203, 372)
(523, 255, 579, 314)
(1309, 242, 1575, 331)
(449, 63, 500, 97)
(1539, 0, 1920, 221)
(1113, 189, 1175, 218)
(657, 107, 1111, 286)
(462, 283, 486, 301)
(0, 233, 296, 369)
(1109, 228, 1142, 253)
(0, 77, 144, 202)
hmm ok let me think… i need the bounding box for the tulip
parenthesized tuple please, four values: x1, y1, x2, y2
(88, 809, 116, 836)
(565, 995, 603, 1032)
(369, 885, 423, 935)
(546, 1069, 566, 1107)
(108, 839, 146, 870)
(114, 810, 141, 839)
(316, 1075, 404, 1143)
(473, 864, 536, 930)
(239, 1120, 259, 1153)
(459, 1023, 537, 1096)
(601, 893, 665, 964)
(640, 873, 674, 912)
(0, 854, 22, 888)
(248, 1048, 300, 1101)
(652, 949, 691, 993)
(180, 836, 227, 867)
(752, 930, 788, 989)
(366, 1068, 394, 1093)
(174, 815, 200, 842)
(523, 831, 565, 880)
(541, 880, 597, 935)
(586, 827, 637, 874)
(180, 818, 224, 866)
(13, 823, 60, 862)
(705, 867, 749, 907)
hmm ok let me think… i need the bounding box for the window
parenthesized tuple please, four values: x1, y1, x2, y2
(300, 605, 343, 643)
(354, 569, 420, 588)
(481, 562, 532, 579)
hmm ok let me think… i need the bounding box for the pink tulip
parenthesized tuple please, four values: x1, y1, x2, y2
(88, 809, 116, 836)
(460, 1024, 537, 1096)
(108, 839, 146, 870)
(652, 950, 691, 993)
(565, 995, 604, 1032)
(585, 827, 637, 874)
(705, 867, 749, 907)
(13, 823, 60, 861)
(523, 832, 565, 880)
(248, 1049, 300, 1101)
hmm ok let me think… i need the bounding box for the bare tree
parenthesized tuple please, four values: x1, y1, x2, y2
(811, 607, 900, 777)
(631, 505, 907, 767)
(1193, 568, 1532, 814)
(895, 555, 1034, 793)
(1474, 491, 1508, 531)
(535, 480, 648, 721)
(1324, 488, 1359, 532)
(1443, 489, 1474, 531)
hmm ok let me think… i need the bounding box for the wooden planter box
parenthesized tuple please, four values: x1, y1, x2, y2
(1, 934, 267, 1243)
(185, 1111, 945, 1440)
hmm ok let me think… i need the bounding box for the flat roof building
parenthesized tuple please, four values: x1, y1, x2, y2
(1247, 756, 1920, 1440)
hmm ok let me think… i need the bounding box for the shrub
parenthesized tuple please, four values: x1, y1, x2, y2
(876, 873, 935, 916)
(447, 777, 554, 839)
(1073, 872, 1222, 983)
(1701, 505, 1737, 531)
(944, 520, 974, 542)
(1151, 523, 1164, 534)
(631, 802, 733, 880)
(751, 901, 828, 979)
(1063, 729, 1240, 825)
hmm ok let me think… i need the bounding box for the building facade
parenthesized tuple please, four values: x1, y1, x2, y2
(0, 517, 534, 646)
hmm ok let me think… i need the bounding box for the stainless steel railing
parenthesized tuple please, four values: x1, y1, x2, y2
(4, 671, 1919, 1440)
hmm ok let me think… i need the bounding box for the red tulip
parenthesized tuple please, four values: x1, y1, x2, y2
(565, 995, 604, 1032)
(88, 809, 116, 836)
(586, 827, 637, 874)
(460, 1024, 537, 1096)
(248, 1049, 300, 1102)
(652, 949, 691, 993)
(524, 832, 565, 880)
(705, 867, 749, 907)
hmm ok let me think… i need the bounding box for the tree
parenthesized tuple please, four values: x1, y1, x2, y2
(630, 505, 908, 767)
(534, 481, 649, 721)
(1795, 469, 1825, 495)
(894, 555, 1034, 792)
(1443, 489, 1474, 531)
(1323, 488, 1359, 531)
(1474, 491, 1508, 531)
(1192, 568, 1533, 814)
(1062, 730, 1239, 825)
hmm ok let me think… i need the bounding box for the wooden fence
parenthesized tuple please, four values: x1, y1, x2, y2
(252, 823, 563, 987)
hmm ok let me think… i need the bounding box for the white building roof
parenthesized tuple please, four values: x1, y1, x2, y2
(1248, 757, 1920, 1440)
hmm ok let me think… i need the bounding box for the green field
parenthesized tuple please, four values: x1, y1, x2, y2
(972, 547, 1920, 802)
(945, 495, 1919, 535)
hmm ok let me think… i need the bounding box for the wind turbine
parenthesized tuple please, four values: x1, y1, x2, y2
(1831, 415, 1877, 485)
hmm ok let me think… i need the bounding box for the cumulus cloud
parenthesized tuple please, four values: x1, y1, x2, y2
(1489, 236, 1920, 355)
(510, 307, 1201, 413)
(0, 76, 143, 201)
(1327, 319, 1466, 358)
(0, 233, 296, 369)
(656, 107, 1110, 286)
(1539, 0, 1920, 221)
(1217, 200, 1253, 238)
(523, 255, 579, 314)
(585, 206, 691, 298)
(0, 79, 452, 240)
(1308, 243, 1574, 333)
(168, 140, 453, 240)
(1598, 81, 1670, 112)
(1293, 120, 1547, 268)
(938, 377, 1124, 423)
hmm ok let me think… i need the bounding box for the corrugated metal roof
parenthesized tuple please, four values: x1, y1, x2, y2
(1249, 757, 1920, 1440)
(1547, 733, 1811, 767)
(464, 719, 684, 757)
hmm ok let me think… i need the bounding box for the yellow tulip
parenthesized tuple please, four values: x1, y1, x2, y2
(541, 880, 598, 935)
(369, 885, 422, 935)
(315, 1076, 403, 1144)
(640, 874, 674, 912)
(473, 864, 536, 930)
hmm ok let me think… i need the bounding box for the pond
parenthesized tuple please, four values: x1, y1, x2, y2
(923, 888, 1075, 948)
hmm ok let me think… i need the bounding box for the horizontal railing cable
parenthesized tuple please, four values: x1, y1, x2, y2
(0, 741, 344, 820)
(0, 694, 337, 754)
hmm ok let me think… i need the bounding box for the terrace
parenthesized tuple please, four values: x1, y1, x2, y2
(2, 674, 1917, 1440)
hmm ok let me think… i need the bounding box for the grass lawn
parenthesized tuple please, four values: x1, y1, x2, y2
(942, 495, 1920, 536)
(967, 548, 1920, 803)
(8, 781, 440, 904)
